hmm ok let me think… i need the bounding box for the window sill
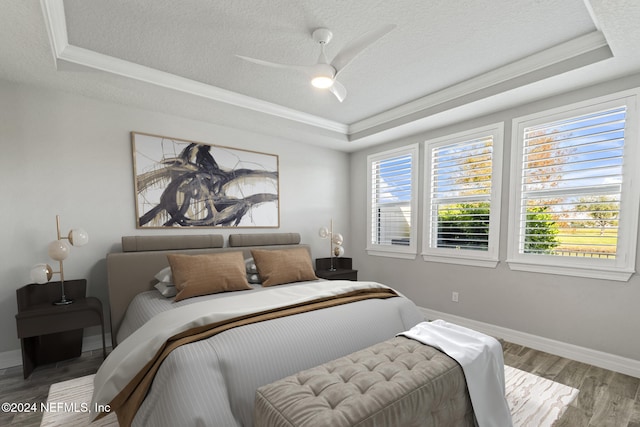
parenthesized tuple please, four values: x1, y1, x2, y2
(506, 259, 634, 282)
(366, 249, 417, 260)
(421, 254, 498, 268)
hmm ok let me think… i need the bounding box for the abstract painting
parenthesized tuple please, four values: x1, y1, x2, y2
(132, 132, 279, 228)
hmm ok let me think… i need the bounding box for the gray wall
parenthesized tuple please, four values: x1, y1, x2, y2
(3, 71, 639, 364)
(350, 73, 640, 361)
(0, 80, 350, 355)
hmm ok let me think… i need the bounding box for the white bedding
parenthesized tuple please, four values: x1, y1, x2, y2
(116, 279, 324, 343)
(91, 280, 410, 423)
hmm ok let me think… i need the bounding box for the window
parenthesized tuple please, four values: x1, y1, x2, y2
(367, 144, 419, 258)
(508, 90, 640, 281)
(422, 124, 504, 267)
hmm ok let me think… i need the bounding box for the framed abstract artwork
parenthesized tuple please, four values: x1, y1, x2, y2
(131, 132, 279, 228)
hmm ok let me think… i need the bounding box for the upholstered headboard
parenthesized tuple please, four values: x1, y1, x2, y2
(106, 233, 307, 347)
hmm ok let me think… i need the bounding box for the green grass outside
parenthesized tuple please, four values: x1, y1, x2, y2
(555, 228, 617, 254)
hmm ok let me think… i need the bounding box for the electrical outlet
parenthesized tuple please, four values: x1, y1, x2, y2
(452, 292, 459, 302)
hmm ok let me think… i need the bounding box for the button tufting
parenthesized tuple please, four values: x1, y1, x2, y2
(255, 336, 472, 427)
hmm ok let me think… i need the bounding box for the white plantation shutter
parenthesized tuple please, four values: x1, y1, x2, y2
(367, 144, 418, 258)
(430, 136, 493, 250)
(508, 90, 640, 281)
(518, 106, 625, 257)
(423, 124, 503, 267)
(371, 154, 412, 244)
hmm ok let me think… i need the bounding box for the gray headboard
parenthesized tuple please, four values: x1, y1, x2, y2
(106, 233, 306, 348)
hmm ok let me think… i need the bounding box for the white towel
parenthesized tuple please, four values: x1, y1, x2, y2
(398, 320, 513, 427)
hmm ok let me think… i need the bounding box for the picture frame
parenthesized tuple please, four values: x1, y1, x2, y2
(131, 132, 279, 228)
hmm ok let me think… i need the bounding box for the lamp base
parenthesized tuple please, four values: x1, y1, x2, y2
(53, 298, 73, 306)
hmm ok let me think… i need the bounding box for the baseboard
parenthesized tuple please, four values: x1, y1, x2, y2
(0, 333, 112, 370)
(419, 307, 640, 379)
(0, 349, 22, 371)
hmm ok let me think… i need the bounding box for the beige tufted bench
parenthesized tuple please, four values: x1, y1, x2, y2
(254, 336, 474, 427)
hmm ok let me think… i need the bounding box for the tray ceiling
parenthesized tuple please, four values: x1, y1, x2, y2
(2, 1, 640, 150)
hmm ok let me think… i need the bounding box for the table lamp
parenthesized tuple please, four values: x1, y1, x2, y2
(30, 215, 89, 305)
(318, 219, 345, 271)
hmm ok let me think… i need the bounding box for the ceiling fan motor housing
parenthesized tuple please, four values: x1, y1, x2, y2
(312, 28, 333, 45)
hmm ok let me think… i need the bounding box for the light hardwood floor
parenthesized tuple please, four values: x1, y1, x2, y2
(0, 343, 638, 426)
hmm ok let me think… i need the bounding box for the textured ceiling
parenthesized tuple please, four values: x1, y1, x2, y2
(1, 1, 640, 151)
(62, 0, 597, 123)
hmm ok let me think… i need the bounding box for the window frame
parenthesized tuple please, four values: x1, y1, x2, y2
(422, 123, 504, 267)
(366, 143, 419, 259)
(507, 90, 640, 281)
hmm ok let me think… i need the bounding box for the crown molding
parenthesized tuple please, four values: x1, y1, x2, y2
(39, 0, 349, 135)
(40, 0, 610, 144)
(40, 0, 67, 62)
(348, 31, 610, 137)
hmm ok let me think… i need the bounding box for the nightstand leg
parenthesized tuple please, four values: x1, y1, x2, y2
(20, 338, 35, 379)
(100, 320, 107, 358)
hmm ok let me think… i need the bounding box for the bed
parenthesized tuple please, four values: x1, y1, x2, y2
(92, 233, 475, 427)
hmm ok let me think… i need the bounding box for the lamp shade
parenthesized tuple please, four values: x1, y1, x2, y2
(48, 239, 70, 261)
(318, 226, 330, 239)
(333, 245, 345, 257)
(68, 228, 89, 246)
(30, 263, 53, 284)
(332, 233, 344, 246)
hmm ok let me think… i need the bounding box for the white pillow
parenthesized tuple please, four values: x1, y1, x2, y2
(154, 266, 173, 284)
(245, 259, 258, 274)
(154, 281, 177, 298)
(245, 258, 261, 284)
(247, 273, 261, 284)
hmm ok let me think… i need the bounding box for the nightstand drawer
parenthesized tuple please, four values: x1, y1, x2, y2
(316, 269, 358, 281)
(315, 258, 358, 281)
(16, 298, 103, 338)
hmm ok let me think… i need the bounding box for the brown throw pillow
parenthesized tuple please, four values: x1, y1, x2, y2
(167, 252, 251, 301)
(251, 247, 318, 287)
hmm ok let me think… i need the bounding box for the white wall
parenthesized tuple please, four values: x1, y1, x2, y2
(350, 73, 640, 363)
(0, 80, 350, 355)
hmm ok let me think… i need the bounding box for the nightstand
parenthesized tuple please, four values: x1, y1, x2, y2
(15, 279, 106, 379)
(315, 257, 358, 281)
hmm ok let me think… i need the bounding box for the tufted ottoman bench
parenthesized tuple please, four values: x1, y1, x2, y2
(254, 336, 474, 427)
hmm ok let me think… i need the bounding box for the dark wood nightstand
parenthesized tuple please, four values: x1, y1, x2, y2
(315, 257, 358, 281)
(15, 279, 106, 379)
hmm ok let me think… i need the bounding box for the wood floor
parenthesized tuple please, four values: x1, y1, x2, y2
(0, 343, 638, 426)
(502, 342, 640, 427)
(0, 348, 109, 427)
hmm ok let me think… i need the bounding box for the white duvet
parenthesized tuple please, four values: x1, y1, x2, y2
(90, 280, 396, 421)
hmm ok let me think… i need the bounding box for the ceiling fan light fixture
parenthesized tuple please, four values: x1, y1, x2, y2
(236, 24, 396, 102)
(311, 75, 334, 89)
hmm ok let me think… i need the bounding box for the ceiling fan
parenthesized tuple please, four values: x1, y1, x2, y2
(236, 24, 396, 102)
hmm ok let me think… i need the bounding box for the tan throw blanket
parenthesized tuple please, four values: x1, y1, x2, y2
(90, 281, 398, 427)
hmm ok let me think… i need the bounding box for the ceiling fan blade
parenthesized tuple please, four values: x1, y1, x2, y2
(329, 80, 347, 102)
(331, 24, 396, 76)
(236, 55, 314, 74)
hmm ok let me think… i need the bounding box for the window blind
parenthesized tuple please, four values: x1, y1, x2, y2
(371, 152, 413, 246)
(429, 136, 493, 250)
(518, 106, 625, 258)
